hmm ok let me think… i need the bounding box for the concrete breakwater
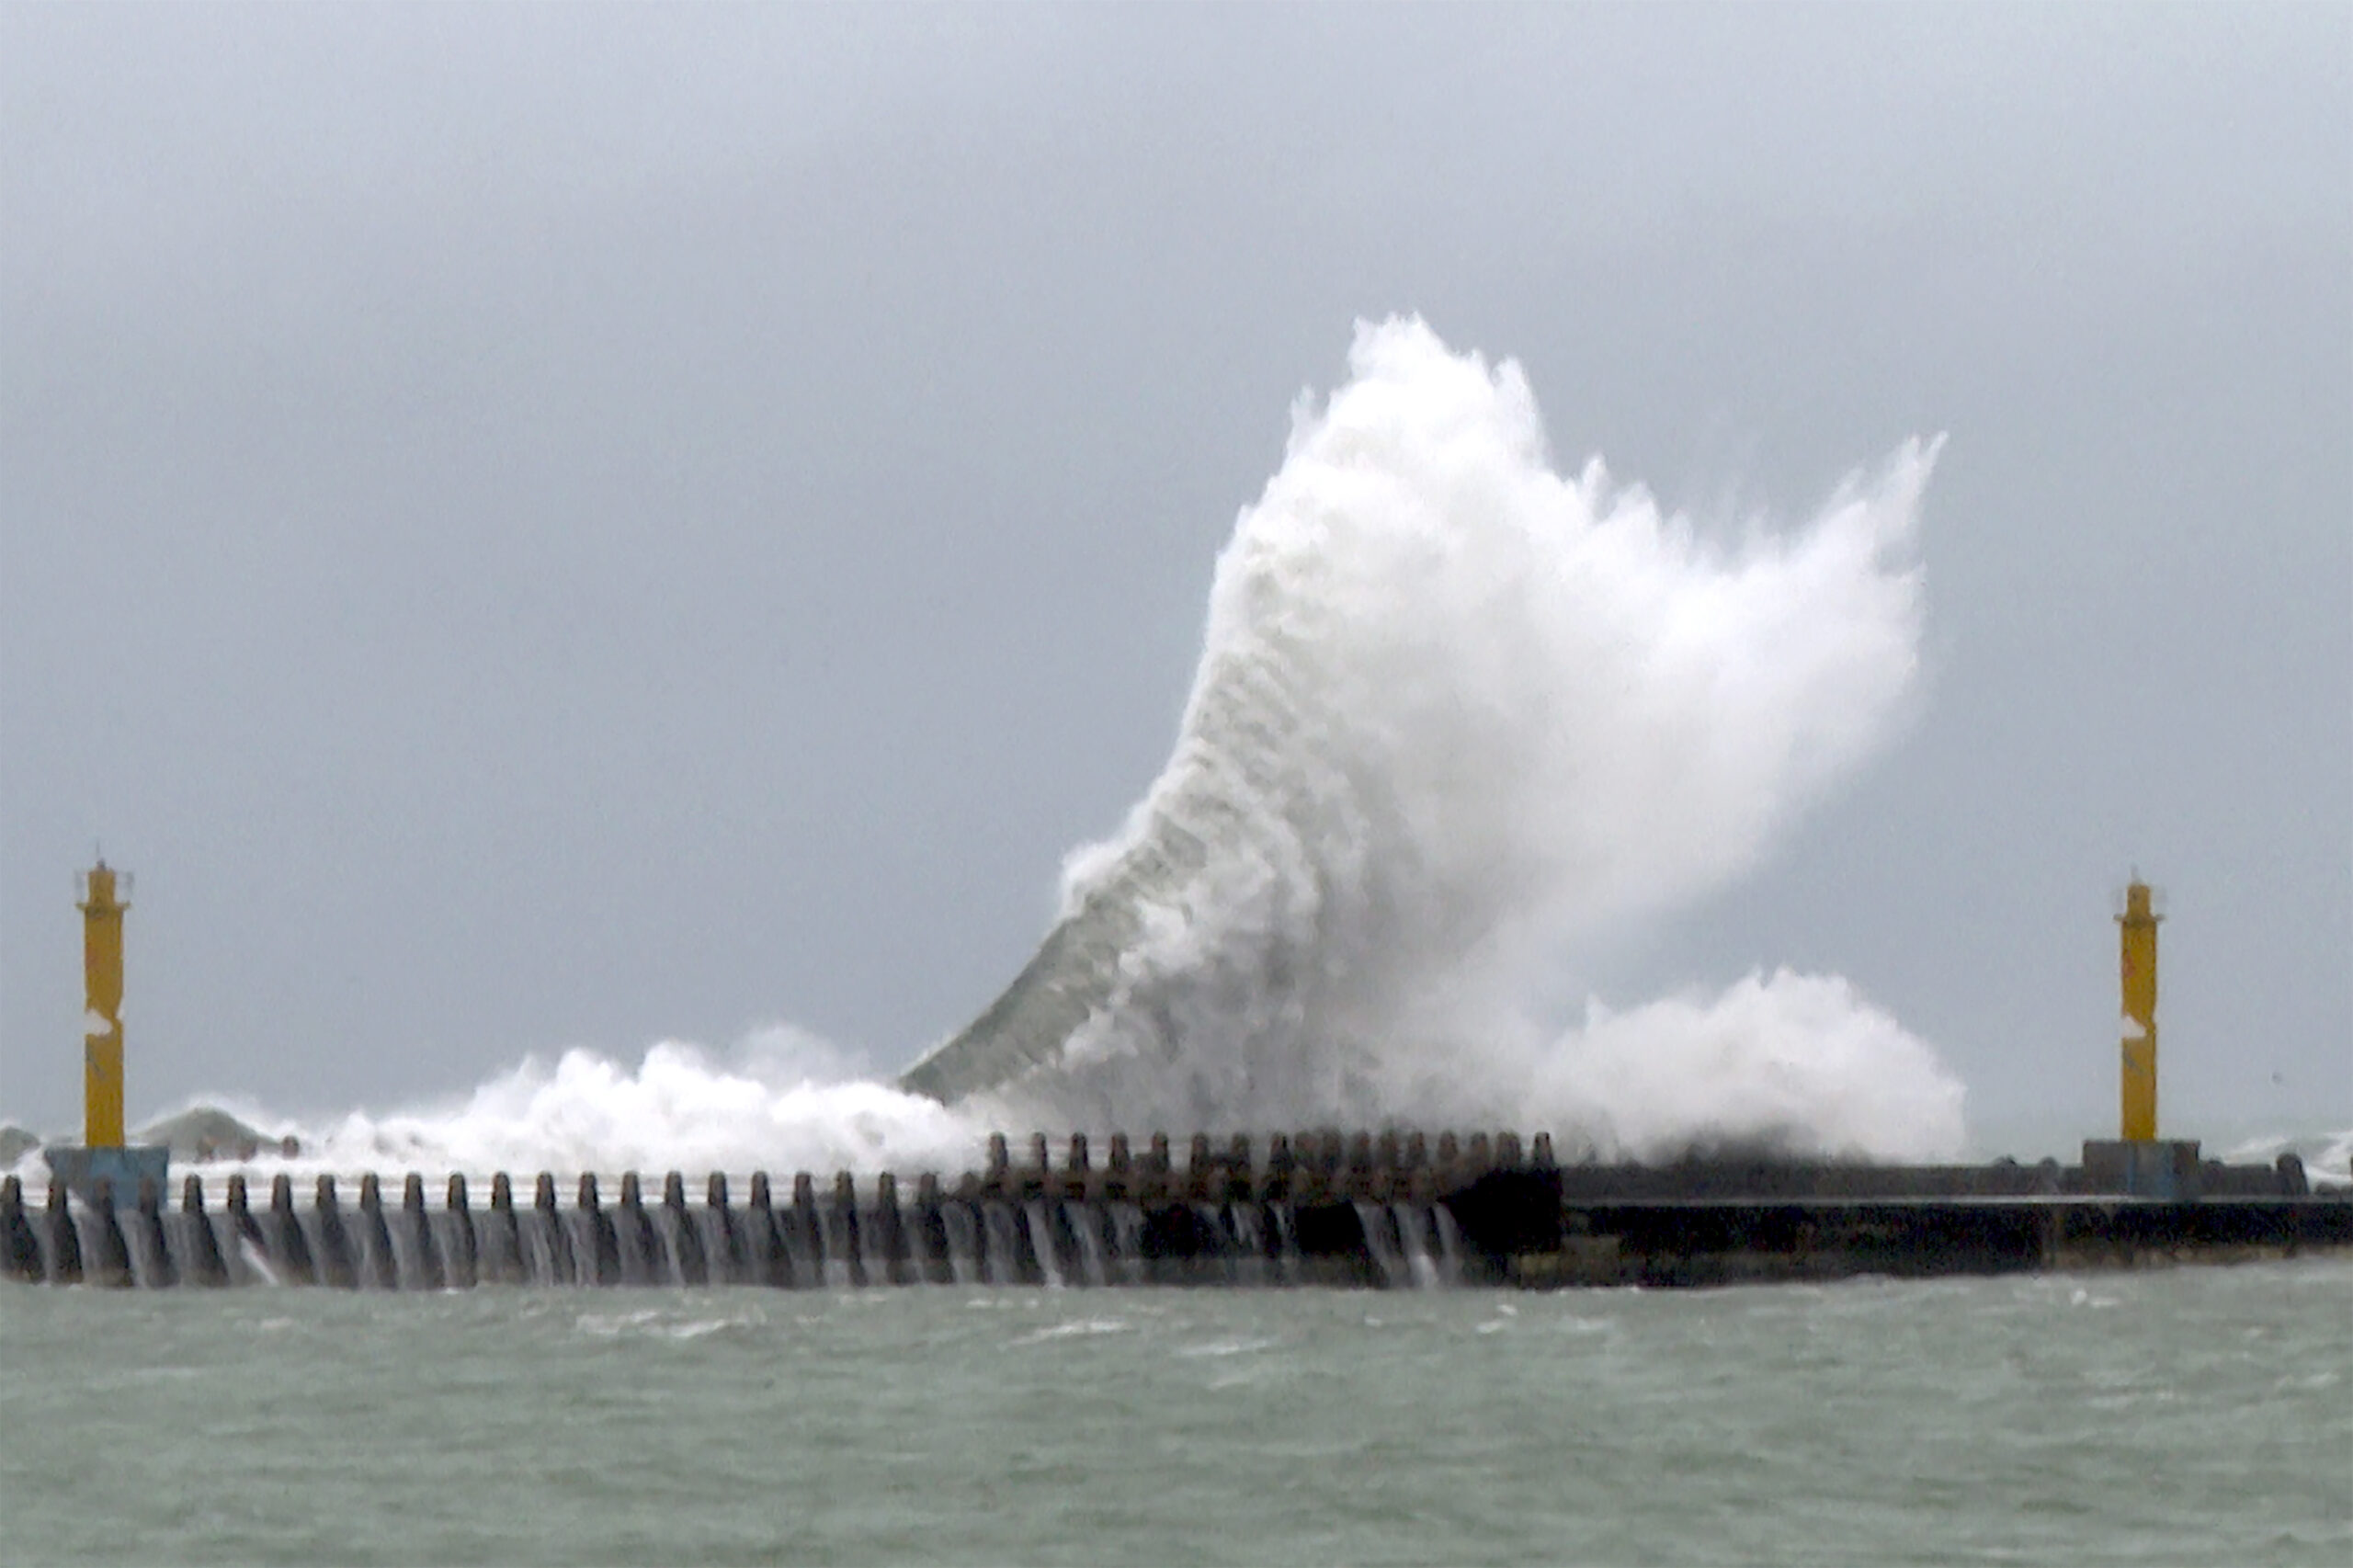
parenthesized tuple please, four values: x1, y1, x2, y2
(6, 1130, 2347, 1291)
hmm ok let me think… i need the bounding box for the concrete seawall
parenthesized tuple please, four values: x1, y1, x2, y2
(6, 1131, 2347, 1290)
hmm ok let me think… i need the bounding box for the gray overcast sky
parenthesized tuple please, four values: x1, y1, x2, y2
(3, 4, 2347, 1147)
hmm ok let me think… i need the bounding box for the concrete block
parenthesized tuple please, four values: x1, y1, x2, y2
(40, 1144, 168, 1206)
(2081, 1140, 2203, 1199)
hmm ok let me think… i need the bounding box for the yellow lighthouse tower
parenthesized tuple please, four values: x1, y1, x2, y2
(2117, 879, 2160, 1142)
(82, 859, 129, 1148)
(2085, 874, 2200, 1198)
(42, 857, 168, 1204)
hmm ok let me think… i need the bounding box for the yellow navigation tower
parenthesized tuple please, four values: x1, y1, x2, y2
(2085, 874, 2197, 1198)
(81, 858, 129, 1149)
(42, 856, 168, 1202)
(2117, 878, 2160, 1141)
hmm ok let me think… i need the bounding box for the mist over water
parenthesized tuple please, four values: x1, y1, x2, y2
(14, 320, 1988, 1176)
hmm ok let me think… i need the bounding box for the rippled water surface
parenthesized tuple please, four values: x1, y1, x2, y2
(7, 1261, 2347, 1565)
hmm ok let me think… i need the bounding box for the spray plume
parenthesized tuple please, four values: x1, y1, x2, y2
(915, 316, 1961, 1156)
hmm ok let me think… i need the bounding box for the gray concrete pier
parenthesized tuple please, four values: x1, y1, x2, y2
(4, 1135, 2347, 1292)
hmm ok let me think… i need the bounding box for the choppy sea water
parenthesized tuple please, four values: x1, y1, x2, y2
(6, 1261, 2347, 1566)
